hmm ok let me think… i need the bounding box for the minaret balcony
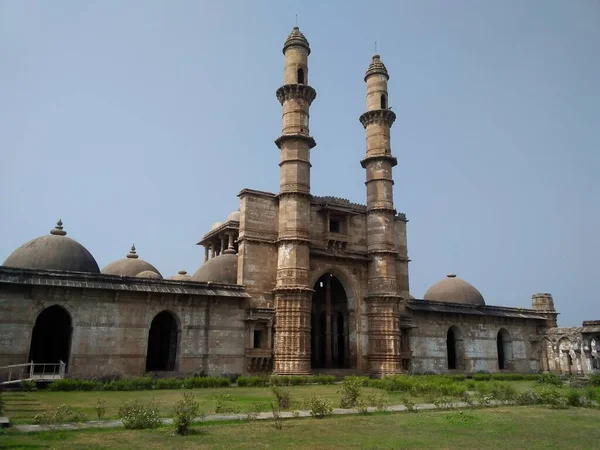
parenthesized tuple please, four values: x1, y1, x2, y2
(359, 109, 397, 128)
(276, 84, 317, 105)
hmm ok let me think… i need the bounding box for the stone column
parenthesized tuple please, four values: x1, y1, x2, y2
(220, 236, 226, 256)
(273, 27, 317, 375)
(325, 276, 332, 367)
(224, 232, 236, 254)
(204, 245, 209, 263)
(210, 242, 216, 259)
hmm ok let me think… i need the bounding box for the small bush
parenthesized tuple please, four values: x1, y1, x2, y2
(20, 380, 36, 391)
(271, 385, 292, 410)
(118, 400, 161, 429)
(401, 396, 416, 412)
(537, 373, 563, 387)
(305, 395, 333, 418)
(588, 373, 600, 387)
(157, 378, 183, 390)
(516, 390, 542, 405)
(365, 392, 388, 411)
(538, 386, 569, 409)
(32, 404, 87, 425)
(95, 397, 106, 420)
(339, 376, 364, 408)
(213, 394, 241, 414)
(173, 392, 202, 435)
(246, 401, 267, 421)
(314, 375, 336, 385)
(472, 373, 492, 381)
(271, 402, 283, 430)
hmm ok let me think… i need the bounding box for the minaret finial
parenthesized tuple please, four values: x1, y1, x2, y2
(50, 218, 67, 236)
(127, 244, 138, 259)
(295, 14, 298, 27)
(375, 41, 377, 54)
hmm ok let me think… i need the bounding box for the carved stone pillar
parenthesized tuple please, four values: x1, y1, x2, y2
(204, 246, 209, 263)
(224, 232, 236, 255)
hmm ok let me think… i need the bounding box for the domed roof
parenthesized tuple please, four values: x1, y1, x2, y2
(365, 54, 389, 81)
(423, 273, 485, 306)
(192, 253, 238, 284)
(168, 270, 192, 281)
(227, 210, 240, 222)
(101, 245, 162, 278)
(137, 270, 162, 279)
(211, 221, 223, 230)
(283, 26, 310, 55)
(3, 220, 100, 273)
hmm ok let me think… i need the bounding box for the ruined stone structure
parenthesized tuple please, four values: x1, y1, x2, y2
(0, 27, 596, 380)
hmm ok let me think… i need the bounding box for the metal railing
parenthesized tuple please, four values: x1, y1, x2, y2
(0, 361, 65, 385)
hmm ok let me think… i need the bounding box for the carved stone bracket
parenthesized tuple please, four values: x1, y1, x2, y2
(276, 84, 317, 106)
(359, 109, 396, 128)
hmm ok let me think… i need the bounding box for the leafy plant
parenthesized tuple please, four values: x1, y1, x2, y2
(339, 376, 364, 408)
(213, 394, 241, 414)
(271, 401, 283, 430)
(118, 400, 161, 429)
(20, 380, 36, 391)
(32, 404, 86, 426)
(173, 392, 202, 435)
(401, 396, 416, 412)
(537, 373, 563, 387)
(95, 397, 106, 420)
(305, 395, 333, 418)
(270, 385, 292, 410)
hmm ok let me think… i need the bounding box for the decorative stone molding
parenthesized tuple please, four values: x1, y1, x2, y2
(276, 84, 317, 106)
(274, 133, 316, 149)
(359, 109, 396, 129)
(360, 154, 398, 169)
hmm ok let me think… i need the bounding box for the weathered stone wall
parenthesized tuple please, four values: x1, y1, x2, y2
(409, 310, 541, 374)
(0, 285, 246, 379)
(543, 325, 600, 375)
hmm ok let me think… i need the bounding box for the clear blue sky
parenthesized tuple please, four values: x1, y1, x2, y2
(1, 1, 598, 326)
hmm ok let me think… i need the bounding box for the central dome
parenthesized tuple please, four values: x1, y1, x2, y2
(2, 220, 100, 273)
(101, 245, 162, 278)
(423, 273, 485, 306)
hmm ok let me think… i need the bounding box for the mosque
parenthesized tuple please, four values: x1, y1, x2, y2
(1, 27, 598, 380)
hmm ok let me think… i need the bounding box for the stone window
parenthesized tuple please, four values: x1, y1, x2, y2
(381, 94, 387, 109)
(253, 329, 263, 349)
(329, 219, 340, 233)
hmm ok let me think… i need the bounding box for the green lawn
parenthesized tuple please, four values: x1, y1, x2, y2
(2, 380, 540, 424)
(2, 406, 599, 449)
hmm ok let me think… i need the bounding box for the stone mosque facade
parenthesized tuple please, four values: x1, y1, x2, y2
(1, 28, 598, 380)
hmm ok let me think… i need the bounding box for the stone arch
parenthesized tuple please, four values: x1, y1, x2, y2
(496, 328, 513, 370)
(557, 337, 574, 375)
(145, 310, 181, 372)
(309, 267, 357, 312)
(28, 304, 73, 372)
(446, 325, 465, 370)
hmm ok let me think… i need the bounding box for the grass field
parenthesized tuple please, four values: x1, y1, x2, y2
(2, 380, 540, 424)
(2, 406, 599, 449)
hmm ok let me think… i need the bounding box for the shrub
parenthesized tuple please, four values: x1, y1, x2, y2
(401, 396, 416, 412)
(339, 376, 364, 408)
(537, 373, 563, 387)
(488, 382, 518, 401)
(157, 378, 183, 390)
(20, 380, 36, 391)
(246, 401, 267, 421)
(0, 393, 4, 416)
(271, 385, 292, 410)
(271, 402, 283, 430)
(588, 373, 600, 387)
(118, 400, 161, 429)
(95, 397, 106, 420)
(538, 386, 569, 409)
(516, 390, 542, 405)
(305, 395, 333, 418)
(472, 373, 492, 381)
(213, 394, 241, 414)
(32, 404, 87, 425)
(173, 392, 201, 435)
(365, 392, 388, 411)
(314, 375, 336, 385)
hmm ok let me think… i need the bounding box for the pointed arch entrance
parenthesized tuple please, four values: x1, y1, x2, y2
(311, 273, 349, 369)
(145, 311, 179, 372)
(28, 305, 72, 371)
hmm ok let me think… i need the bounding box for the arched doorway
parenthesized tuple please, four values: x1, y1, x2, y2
(28, 305, 72, 372)
(145, 311, 179, 372)
(311, 273, 349, 369)
(446, 326, 463, 370)
(497, 328, 513, 370)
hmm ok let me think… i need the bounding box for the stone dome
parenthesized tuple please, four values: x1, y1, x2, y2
(192, 253, 238, 284)
(227, 210, 240, 222)
(365, 54, 389, 81)
(101, 245, 162, 278)
(168, 270, 192, 281)
(283, 26, 310, 55)
(423, 273, 485, 306)
(2, 220, 100, 273)
(137, 270, 162, 280)
(211, 221, 223, 230)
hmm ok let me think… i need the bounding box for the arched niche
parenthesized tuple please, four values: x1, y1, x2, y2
(145, 310, 181, 372)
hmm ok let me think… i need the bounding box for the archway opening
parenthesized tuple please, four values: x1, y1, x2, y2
(146, 311, 179, 372)
(447, 327, 457, 370)
(497, 328, 513, 370)
(297, 67, 305, 84)
(380, 94, 387, 109)
(28, 305, 72, 372)
(311, 273, 349, 369)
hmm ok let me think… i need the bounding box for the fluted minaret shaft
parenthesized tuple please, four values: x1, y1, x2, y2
(360, 54, 401, 375)
(273, 27, 316, 375)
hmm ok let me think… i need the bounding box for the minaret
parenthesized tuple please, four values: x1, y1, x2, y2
(273, 27, 317, 375)
(360, 54, 402, 375)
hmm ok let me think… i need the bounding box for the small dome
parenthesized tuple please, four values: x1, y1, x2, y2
(283, 26, 310, 55)
(365, 54, 389, 82)
(192, 253, 238, 284)
(168, 270, 192, 281)
(423, 273, 485, 306)
(211, 221, 223, 230)
(2, 220, 100, 273)
(227, 210, 240, 222)
(101, 245, 162, 278)
(137, 270, 162, 279)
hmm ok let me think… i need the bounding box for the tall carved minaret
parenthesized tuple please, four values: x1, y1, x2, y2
(273, 27, 317, 375)
(360, 54, 402, 375)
